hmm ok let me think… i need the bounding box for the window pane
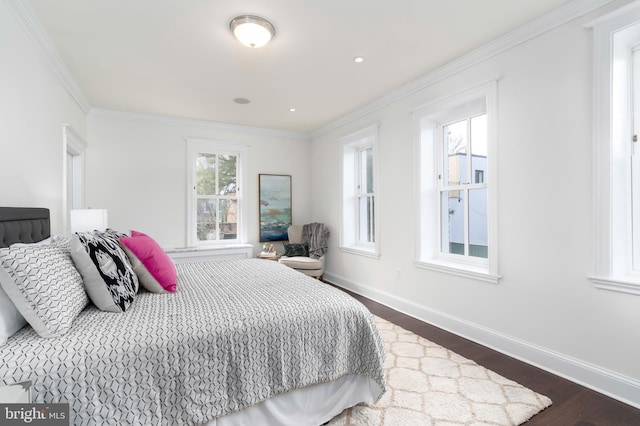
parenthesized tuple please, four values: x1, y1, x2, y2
(444, 120, 467, 186)
(196, 153, 216, 195)
(218, 155, 237, 196)
(469, 188, 488, 258)
(441, 190, 465, 255)
(220, 199, 238, 240)
(358, 195, 375, 243)
(471, 114, 487, 184)
(360, 147, 374, 194)
(196, 198, 218, 241)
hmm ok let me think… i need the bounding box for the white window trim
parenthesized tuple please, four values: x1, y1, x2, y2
(589, 4, 640, 295)
(339, 124, 380, 258)
(62, 124, 87, 235)
(186, 139, 248, 247)
(413, 81, 499, 284)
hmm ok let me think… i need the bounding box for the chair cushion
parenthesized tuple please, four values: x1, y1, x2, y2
(279, 256, 322, 270)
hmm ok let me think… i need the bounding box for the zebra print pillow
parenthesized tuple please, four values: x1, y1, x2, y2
(70, 231, 139, 313)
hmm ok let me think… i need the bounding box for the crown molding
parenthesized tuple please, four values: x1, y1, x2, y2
(4, 0, 91, 113)
(89, 108, 310, 141)
(309, 0, 615, 140)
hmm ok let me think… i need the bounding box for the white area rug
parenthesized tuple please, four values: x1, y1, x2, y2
(328, 316, 552, 426)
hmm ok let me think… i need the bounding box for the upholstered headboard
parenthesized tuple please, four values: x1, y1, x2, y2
(0, 207, 51, 248)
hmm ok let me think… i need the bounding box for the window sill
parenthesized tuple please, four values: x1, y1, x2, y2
(589, 276, 640, 296)
(414, 259, 500, 284)
(339, 246, 380, 259)
(165, 244, 253, 263)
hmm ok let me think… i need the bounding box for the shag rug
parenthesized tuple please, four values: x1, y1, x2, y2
(328, 316, 552, 426)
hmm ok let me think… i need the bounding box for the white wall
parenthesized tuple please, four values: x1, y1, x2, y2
(0, 2, 87, 234)
(86, 113, 311, 251)
(311, 2, 640, 407)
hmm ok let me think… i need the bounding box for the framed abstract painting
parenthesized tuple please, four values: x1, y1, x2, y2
(259, 174, 292, 242)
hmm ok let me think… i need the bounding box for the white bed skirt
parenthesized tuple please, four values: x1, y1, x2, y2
(205, 374, 381, 426)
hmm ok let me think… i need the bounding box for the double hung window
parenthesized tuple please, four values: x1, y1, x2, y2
(415, 82, 498, 283)
(187, 139, 246, 246)
(438, 113, 488, 259)
(591, 4, 640, 294)
(340, 125, 379, 256)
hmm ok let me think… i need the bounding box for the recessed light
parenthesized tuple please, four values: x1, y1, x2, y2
(289, 108, 296, 112)
(353, 56, 365, 63)
(233, 97, 250, 104)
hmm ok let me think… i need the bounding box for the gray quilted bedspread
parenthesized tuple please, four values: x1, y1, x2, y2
(0, 259, 386, 425)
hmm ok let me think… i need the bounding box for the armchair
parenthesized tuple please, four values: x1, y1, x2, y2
(278, 224, 327, 279)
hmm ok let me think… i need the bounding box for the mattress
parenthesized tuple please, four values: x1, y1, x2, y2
(0, 258, 386, 425)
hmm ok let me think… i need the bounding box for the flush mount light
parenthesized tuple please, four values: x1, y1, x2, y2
(353, 56, 365, 63)
(234, 97, 250, 104)
(230, 15, 275, 48)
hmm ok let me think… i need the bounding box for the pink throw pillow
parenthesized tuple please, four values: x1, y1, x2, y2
(119, 231, 177, 293)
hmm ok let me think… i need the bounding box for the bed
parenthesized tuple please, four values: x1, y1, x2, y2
(0, 207, 386, 425)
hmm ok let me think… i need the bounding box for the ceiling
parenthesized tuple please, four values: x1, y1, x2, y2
(27, 0, 571, 134)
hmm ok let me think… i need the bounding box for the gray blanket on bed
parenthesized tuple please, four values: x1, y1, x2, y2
(0, 259, 385, 425)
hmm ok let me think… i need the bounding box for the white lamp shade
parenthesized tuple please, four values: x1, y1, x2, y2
(230, 16, 275, 48)
(70, 209, 108, 233)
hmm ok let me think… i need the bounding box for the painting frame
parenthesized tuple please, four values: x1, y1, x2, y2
(259, 174, 292, 242)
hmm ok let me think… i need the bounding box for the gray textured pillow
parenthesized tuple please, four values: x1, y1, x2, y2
(0, 244, 89, 338)
(283, 242, 309, 257)
(70, 231, 138, 313)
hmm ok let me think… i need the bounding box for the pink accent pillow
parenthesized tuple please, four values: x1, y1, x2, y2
(119, 231, 177, 293)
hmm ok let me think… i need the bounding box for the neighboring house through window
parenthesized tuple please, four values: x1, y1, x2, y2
(340, 124, 379, 257)
(590, 3, 640, 295)
(414, 82, 498, 283)
(186, 139, 247, 246)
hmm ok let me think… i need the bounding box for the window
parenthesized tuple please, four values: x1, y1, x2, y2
(590, 4, 640, 295)
(340, 125, 379, 257)
(439, 114, 488, 259)
(414, 82, 498, 283)
(187, 139, 247, 246)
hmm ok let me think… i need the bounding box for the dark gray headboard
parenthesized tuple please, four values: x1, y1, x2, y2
(0, 207, 51, 248)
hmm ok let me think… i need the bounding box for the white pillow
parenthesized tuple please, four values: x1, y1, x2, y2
(0, 244, 89, 338)
(0, 272, 27, 345)
(70, 231, 138, 313)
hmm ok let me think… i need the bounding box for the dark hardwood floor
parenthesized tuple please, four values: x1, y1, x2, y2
(334, 285, 640, 426)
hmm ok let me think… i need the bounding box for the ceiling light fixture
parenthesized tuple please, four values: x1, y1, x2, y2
(353, 56, 365, 63)
(230, 15, 275, 48)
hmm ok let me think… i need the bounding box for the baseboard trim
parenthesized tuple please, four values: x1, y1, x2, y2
(324, 271, 640, 409)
